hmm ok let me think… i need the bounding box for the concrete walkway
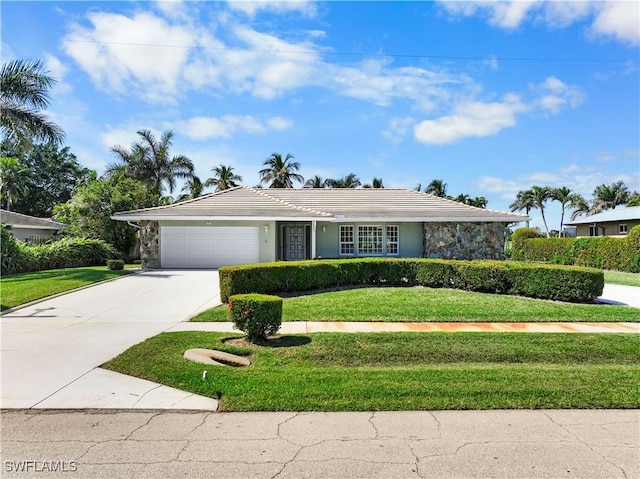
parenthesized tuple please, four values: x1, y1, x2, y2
(1, 270, 221, 410)
(1, 409, 637, 478)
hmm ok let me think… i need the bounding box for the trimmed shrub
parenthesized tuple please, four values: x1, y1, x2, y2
(107, 259, 125, 270)
(0, 234, 121, 275)
(219, 258, 603, 304)
(511, 228, 542, 260)
(228, 293, 283, 342)
(505, 263, 603, 303)
(627, 225, 640, 271)
(522, 238, 575, 264)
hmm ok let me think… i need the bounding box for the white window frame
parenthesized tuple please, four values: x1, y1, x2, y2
(358, 225, 384, 255)
(339, 225, 354, 255)
(589, 225, 600, 237)
(619, 224, 628, 234)
(386, 225, 399, 255)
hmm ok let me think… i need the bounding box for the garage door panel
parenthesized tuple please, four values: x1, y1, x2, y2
(161, 226, 259, 268)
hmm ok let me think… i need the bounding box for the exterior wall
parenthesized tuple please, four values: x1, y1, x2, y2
(157, 220, 277, 264)
(139, 220, 160, 269)
(575, 219, 640, 238)
(11, 227, 58, 242)
(315, 221, 423, 259)
(423, 222, 507, 260)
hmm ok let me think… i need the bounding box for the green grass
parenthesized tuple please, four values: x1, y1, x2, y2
(192, 287, 640, 323)
(0, 266, 136, 310)
(604, 270, 640, 287)
(103, 332, 640, 411)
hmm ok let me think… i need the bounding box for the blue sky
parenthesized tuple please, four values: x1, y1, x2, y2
(3, 0, 639, 231)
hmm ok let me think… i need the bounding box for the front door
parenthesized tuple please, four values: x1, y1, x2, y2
(284, 225, 306, 260)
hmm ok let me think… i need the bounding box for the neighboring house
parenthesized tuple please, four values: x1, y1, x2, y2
(0, 209, 65, 242)
(112, 186, 527, 269)
(565, 206, 640, 238)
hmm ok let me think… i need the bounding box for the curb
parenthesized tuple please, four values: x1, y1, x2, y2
(0, 269, 144, 316)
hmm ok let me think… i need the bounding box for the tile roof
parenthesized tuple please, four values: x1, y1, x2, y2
(112, 186, 527, 222)
(565, 206, 640, 225)
(0, 210, 65, 229)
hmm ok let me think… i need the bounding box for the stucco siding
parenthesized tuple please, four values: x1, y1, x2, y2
(575, 220, 640, 237)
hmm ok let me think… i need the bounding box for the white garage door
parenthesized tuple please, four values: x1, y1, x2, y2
(160, 226, 259, 268)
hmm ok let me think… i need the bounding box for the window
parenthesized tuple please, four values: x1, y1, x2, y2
(589, 226, 600, 237)
(619, 224, 628, 234)
(340, 225, 354, 255)
(358, 225, 383, 255)
(386, 225, 399, 255)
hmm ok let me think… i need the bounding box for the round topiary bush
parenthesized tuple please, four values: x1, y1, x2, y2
(228, 293, 283, 343)
(107, 259, 125, 270)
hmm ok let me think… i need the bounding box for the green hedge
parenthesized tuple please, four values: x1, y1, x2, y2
(228, 293, 283, 342)
(511, 228, 543, 260)
(519, 225, 640, 272)
(219, 258, 604, 304)
(1, 228, 121, 275)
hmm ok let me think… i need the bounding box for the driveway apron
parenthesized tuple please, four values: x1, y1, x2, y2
(0, 270, 221, 409)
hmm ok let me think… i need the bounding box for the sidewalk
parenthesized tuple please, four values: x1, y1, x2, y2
(1, 409, 637, 478)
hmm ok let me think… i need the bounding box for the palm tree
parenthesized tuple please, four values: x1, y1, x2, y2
(304, 175, 327, 188)
(177, 176, 204, 201)
(425, 179, 448, 197)
(107, 129, 194, 203)
(363, 177, 384, 188)
(0, 156, 30, 211)
(569, 196, 590, 220)
(326, 173, 361, 188)
(454, 193, 470, 204)
(467, 196, 488, 208)
(591, 181, 630, 214)
(528, 185, 552, 237)
(204, 164, 242, 192)
(510, 190, 535, 228)
(259, 153, 303, 188)
(1, 59, 64, 145)
(550, 186, 585, 236)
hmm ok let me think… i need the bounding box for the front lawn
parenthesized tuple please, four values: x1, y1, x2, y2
(192, 287, 640, 323)
(604, 270, 640, 287)
(103, 332, 640, 411)
(1, 266, 136, 310)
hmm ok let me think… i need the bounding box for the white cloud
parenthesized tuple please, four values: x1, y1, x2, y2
(62, 11, 196, 102)
(591, 1, 640, 45)
(172, 115, 292, 140)
(413, 94, 528, 145)
(439, 1, 639, 45)
(227, 0, 317, 18)
(532, 76, 584, 115)
(382, 117, 414, 144)
(439, 1, 540, 29)
(44, 54, 72, 95)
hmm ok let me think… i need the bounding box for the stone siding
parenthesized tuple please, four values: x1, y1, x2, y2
(423, 222, 506, 260)
(139, 220, 160, 269)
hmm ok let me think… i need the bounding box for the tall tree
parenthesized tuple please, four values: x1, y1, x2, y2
(204, 164, 242, 192)
(0, 59, 64, 145)
(466, 196, 488, 208)
(304, 175, 327, 188)
(528, 185, 552, 238)
(591, 181, 630, 213)
(425, 179, 448, 197)
(177, 176, 204, 202)
(106, 129, 194, 203)
(326, 173, 361, 188)
(0, 156, 30, 211)
(363, 177, 384, 188)
(0, 141, 92, 217)
(258, 153, 303, 188)
(53, 173, 156, 257)
(510, 190, 535, 228)
(550, 186, 585, 236)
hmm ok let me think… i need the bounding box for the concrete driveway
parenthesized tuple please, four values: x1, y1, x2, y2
(1, 270, 221, 409)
